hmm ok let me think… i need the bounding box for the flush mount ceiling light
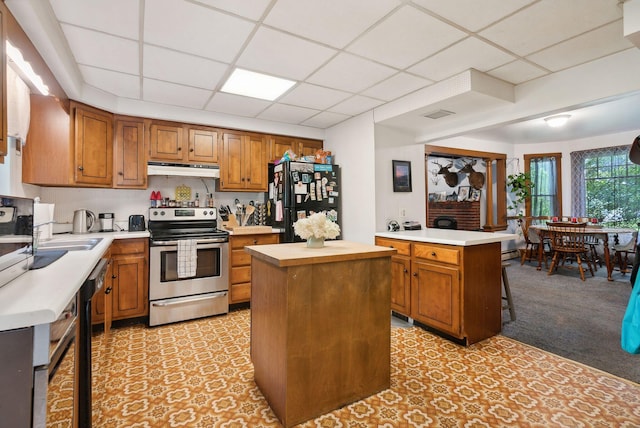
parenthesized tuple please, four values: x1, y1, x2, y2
(6, 40, 49, 96)
(221, 68, 296, 101)
(544, 114, 571, 128)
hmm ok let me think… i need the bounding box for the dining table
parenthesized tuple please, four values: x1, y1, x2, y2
(529, 224, 636, 281)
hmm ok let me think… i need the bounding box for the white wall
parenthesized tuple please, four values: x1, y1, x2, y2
(324, 111, 376, 244)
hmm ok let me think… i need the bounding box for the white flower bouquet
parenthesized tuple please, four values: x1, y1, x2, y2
(293, 212, 340, 240)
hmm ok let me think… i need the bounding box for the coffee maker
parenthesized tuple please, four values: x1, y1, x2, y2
(98, 213, 114, 232)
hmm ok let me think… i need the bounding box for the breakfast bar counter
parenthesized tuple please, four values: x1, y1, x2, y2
(245, 240, 396, 427)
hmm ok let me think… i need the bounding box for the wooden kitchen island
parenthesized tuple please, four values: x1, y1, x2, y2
(245, 240, 396, 428)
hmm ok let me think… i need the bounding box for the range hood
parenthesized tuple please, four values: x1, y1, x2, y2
(147, 162, 219, 179)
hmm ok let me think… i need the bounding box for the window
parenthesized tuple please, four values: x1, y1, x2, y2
(524, 153, 562, 219)
(571, 145, 639, 227)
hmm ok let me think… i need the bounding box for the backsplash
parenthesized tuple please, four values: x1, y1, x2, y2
(39, 176, 265, 232)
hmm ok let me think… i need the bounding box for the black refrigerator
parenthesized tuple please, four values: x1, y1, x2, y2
(266, 161, 341, 242)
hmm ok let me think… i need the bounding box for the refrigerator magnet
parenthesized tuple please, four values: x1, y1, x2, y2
(295, 182, 307, 194)
(310, 183, 316, 200)
(297, 195, 302, 204)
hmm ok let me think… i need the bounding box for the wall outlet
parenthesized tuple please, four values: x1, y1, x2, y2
(399, 208, 406, 217)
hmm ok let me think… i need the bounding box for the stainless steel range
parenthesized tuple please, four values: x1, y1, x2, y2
(148, 207, 229, 326)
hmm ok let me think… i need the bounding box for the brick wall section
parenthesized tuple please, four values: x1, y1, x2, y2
(428, 201, 481, 231)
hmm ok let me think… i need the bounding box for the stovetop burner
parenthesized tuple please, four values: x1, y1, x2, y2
(148, 207, 229, 242)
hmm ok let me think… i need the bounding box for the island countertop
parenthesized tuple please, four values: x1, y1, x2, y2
(375, 228, 517, 246)
(245, 240, 396, 267)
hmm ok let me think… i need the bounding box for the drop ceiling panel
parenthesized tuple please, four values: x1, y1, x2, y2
(192, 0, 273, 21)
(144, 0, 254, 62)
(143, 79, 213, 110)
(79, 65, 140, 99)
(258, 103, 319, 124)
(362, 72, 432, 102)
(264, 0, 401, 48)
(206, 92, 271, 117)
(488, 60, 548, 85)
(347, 5, 467, 69)
(143, 45, 228, 89)
(409, 37, 516, 81)
(50, 0, 139, 39)
(307, 53, 397, 93)
(279, 83, 351, 111)
(301, 111, 350, 128)
(236, 27, 337, 80)
(480, 0, 623, 56)
(412, 0, 535, 32)
(61, 24, 138, 74)
(526, 21, 633, 72)
(329, 95, 385, 116)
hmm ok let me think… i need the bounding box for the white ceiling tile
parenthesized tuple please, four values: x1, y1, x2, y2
(347, 5, 467, 69)
(236, 27, 337, 81)
(409, 37, 516, 81)
(301, 111, 350, 128)
(526, 21, 633, 72)
(144, 0, 254, 63)
(412, 0, 535, 32)
(279, 83, 351, 111)
(479, 0, 623, 56)
(487, 60, 548, 85)
(79, 65, 140, 99)
(190, 0, 272, 21)
(307, 53, 397, 93)
(264, 0, 401, 48)
(50, 0, 139, 39)
(258, 104, 319, 124)
(329, 95, 385, 116)
(362, 73, 432, 101)
(61, 24, 138, 74)
(143, 45, 229, 89)
(205, 92, 271, 117)
(143, 79, 213, 109)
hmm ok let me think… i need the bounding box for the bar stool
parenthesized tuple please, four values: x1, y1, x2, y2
(502, 262, 516, 322)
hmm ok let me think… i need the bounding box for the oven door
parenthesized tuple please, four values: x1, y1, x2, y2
(149, 241, 228, 301)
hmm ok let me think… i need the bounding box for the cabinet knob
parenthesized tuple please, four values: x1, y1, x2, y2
(177, 147, 182, 151)
(190, 148, 194, 152)
(413, 272, 418, 277)
(118, 171, 123, 176)
(403, 268, 408, 273)
(253, 240, 258, 244)
(112, 274, 117, 279)
(431, 252, 437, 257)
(78, 166, 84, 171)
(105, 287, 112, 295)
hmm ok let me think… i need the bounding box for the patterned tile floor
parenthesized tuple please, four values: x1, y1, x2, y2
(47, 309, 640, 427)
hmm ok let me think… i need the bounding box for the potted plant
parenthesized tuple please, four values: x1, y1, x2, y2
(507, 172, 534, 213)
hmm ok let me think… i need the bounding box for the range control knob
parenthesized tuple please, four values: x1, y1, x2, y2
(203, 210, 208, 216)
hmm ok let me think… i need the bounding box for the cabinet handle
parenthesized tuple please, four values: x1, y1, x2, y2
(431, 252, 437, 257)
(112, 274, 117, 279)
(105, 287, 112, 295)
(78, 166, 84, 171)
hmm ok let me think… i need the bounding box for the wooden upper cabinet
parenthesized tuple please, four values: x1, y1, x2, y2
(269, 135, 323, 162)
(113, 116, 146, 188)
(188, 126, 219, 164)
(149, 121, 184, 162)
(219, 131, 268, 191)
(72, 102, 113, 186)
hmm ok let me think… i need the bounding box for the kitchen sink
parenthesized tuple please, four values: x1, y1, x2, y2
(38, 238, 103, 251)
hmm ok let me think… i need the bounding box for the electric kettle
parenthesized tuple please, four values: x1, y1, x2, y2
(72, 209, 96, 234)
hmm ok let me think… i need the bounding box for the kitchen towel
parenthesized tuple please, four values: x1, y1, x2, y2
(177, 239, 197, 278)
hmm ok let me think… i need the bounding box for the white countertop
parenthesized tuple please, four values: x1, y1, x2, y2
(0, 231, 149, 331)
(375, 228, 517, 246)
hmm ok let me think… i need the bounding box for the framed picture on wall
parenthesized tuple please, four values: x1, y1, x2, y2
(458, 186, 471, 201)
(470, 188, 481, 201)
(392, 160, 412, 192)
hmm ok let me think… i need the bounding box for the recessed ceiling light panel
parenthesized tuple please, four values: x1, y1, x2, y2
(221, 68, 296, 101)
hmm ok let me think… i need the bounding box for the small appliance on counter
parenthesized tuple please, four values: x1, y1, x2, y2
(72, 209, 96, 234)
(98, 213, 114, 232)
(403, 221, 422, 230)
(128, 214, 146, 231)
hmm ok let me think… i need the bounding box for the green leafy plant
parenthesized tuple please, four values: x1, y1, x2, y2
(507, 172, 534, 211)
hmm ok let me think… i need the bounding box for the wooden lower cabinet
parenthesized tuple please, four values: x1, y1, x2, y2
(375, 237, 501, 345)
(92, 238, 148, 326)
(229, 233, 279, 304)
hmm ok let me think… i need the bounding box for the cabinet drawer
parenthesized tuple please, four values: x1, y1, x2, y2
(230, 283, 251, 303)
(413, 243, 460, 265)
(231, 234, 279, 248)
(231, 266, 251, 284)
(231, 249, 251, 266)
(375, 237, 411, 256)
(112, 238, 147, 255)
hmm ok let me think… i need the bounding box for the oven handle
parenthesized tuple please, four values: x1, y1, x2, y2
(151, 292, 228, 307)
(152, 238, 228, 245)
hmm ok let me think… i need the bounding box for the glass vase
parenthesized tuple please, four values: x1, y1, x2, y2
(306, 236, 325, 248)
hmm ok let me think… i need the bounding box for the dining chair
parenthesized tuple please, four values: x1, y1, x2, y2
(613, 231, 638, 276)
(546, 221, 595, 281)
(520, 219, 548, 268)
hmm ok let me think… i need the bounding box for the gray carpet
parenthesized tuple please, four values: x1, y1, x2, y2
(501, 258, 640, 384)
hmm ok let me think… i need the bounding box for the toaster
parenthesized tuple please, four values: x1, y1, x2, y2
(128, 214, 146, 231)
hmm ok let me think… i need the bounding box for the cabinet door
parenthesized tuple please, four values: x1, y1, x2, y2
(74, 105, 113, 186)
(299, 139, 323, 157)
(111, 255, 148, 320)
(243, 134, 268, 191)
(390, 255, 411, 316)
(410, 260, 461, 337)
(149, 122, 184, 161)
(269, 136, 296, 162)
(219, 132, 245, 190)
(188, 127, 219, 164)
(114, 118, 146, 188)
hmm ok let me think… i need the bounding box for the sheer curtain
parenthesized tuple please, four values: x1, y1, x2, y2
(531, 157, 557, 217)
